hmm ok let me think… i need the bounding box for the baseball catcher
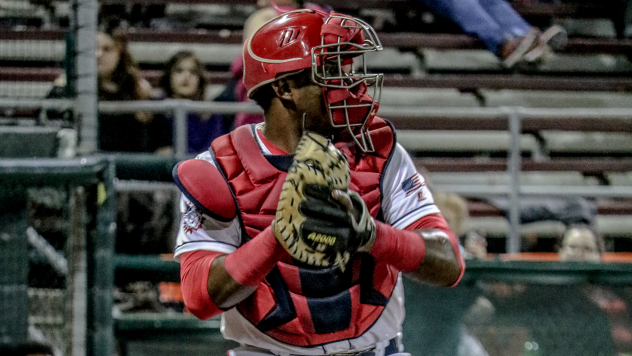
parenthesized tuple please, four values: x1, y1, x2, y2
(173, 7, 464, 356)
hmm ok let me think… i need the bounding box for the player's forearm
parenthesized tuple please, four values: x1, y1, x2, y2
(404, 228, 462, 286)
(179, 253, 267, 316)
(369, 219, 464, 286)
(206, 255, 259, 309)
(180, 250, 225, 320)
(217, 226, 289, 307)
(181, 227, 289, 316)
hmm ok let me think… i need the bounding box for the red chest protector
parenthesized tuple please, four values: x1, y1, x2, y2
(211, 119, 399, 346)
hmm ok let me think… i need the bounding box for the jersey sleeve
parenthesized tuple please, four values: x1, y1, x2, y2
(173, 152, 243, 262)
(380, 143, 440, 229)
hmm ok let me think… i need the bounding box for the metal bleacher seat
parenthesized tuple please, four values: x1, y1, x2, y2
(2, 0, 631, 236)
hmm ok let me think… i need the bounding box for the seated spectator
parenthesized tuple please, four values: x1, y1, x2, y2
(416, 0, 568, 68)
(47, 17, 172, 154)
(474, 225, 616, 356)
(95, 18, 172, 154)
(156, 50, 229, 155)
(558, 224, 632, 354)
(433, 191, 468, 238)
(434, 191, 489, 259)
(558, 224, 603, 262)
(486, 196, 597, 252)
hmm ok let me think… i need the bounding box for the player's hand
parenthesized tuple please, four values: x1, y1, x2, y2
(273, 131, 374, 270)
(300, 183, 376, 254)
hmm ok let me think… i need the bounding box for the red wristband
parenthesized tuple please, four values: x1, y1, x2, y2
(224, 226, 288, 287)
(370, 221, 426, 272)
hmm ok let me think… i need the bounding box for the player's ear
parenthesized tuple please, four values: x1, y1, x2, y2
(272, 78, 293, 101)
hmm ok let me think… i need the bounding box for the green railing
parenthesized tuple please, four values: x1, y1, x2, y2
(113, 254, 632, 356)
(0, 157, 116, 356)
(4, 155, 632, 356)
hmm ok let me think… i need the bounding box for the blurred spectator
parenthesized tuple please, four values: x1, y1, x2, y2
(481, 225, 620, 356)
(486, 196, 597, 252)
(47, 17, 172, 154)
(463, 230, 489, 260)
(558, 225, 632, 355)
(156, 50, 229, 155)
(433, 191, 468, 238)
(94, 18, 172, 154)
(558, 224, 603, 262)
(416, 0, 568, 68)
(434, 191, 489, 259)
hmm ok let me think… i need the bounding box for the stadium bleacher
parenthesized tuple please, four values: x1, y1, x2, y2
(2, 0, 632, 242)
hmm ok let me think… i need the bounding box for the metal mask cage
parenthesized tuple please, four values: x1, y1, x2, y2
(311, 14, 383, 90)
(310, 14, 384, 152)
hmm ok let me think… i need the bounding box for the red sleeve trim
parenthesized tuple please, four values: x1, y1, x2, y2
(180, 250, 224, 320)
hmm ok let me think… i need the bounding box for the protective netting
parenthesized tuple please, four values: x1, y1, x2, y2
(0, 184, 90, 356)
(0, 158, 116, 356)
(403, 273, 632, 356)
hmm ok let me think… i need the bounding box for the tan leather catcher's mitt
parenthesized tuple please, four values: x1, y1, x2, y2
(273, 132, 375, 270)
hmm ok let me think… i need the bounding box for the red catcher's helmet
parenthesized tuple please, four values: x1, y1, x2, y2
(243, 9, 384, 152)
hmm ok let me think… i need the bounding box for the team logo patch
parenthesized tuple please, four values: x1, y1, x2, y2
(278, 27, 303, 47)
(402, 173, 425, 197)
(182, 205, 204, 234)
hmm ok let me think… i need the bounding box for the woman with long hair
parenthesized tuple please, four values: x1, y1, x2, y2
(156, 50, 228, 154)
(96, 18, 172, 153)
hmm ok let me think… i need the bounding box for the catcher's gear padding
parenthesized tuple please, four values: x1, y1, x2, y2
(173, 159, 236, 222)
(273, 132, 375, 270)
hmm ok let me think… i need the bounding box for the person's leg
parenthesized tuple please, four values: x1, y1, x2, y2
(417, 0, 508, 55)
(477, 0, 567, 62)
(477, 0, 532, 38)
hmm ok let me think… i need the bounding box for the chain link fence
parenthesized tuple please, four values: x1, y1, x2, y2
(0, 158, 116, 356)
(403, 261, 632, 356)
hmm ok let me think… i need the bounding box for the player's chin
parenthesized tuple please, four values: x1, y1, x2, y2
(305, 118, 335, 137)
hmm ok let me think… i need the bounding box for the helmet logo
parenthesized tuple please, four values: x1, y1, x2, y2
(278, 27, 302, 47)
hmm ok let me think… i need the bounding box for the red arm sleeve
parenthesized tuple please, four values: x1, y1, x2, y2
(179, 250, 225, 320)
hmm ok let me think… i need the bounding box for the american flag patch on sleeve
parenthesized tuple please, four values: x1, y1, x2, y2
(402, 173, 424, 196)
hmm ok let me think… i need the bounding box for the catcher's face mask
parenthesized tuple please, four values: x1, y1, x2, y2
(311, 13, 384, 153)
